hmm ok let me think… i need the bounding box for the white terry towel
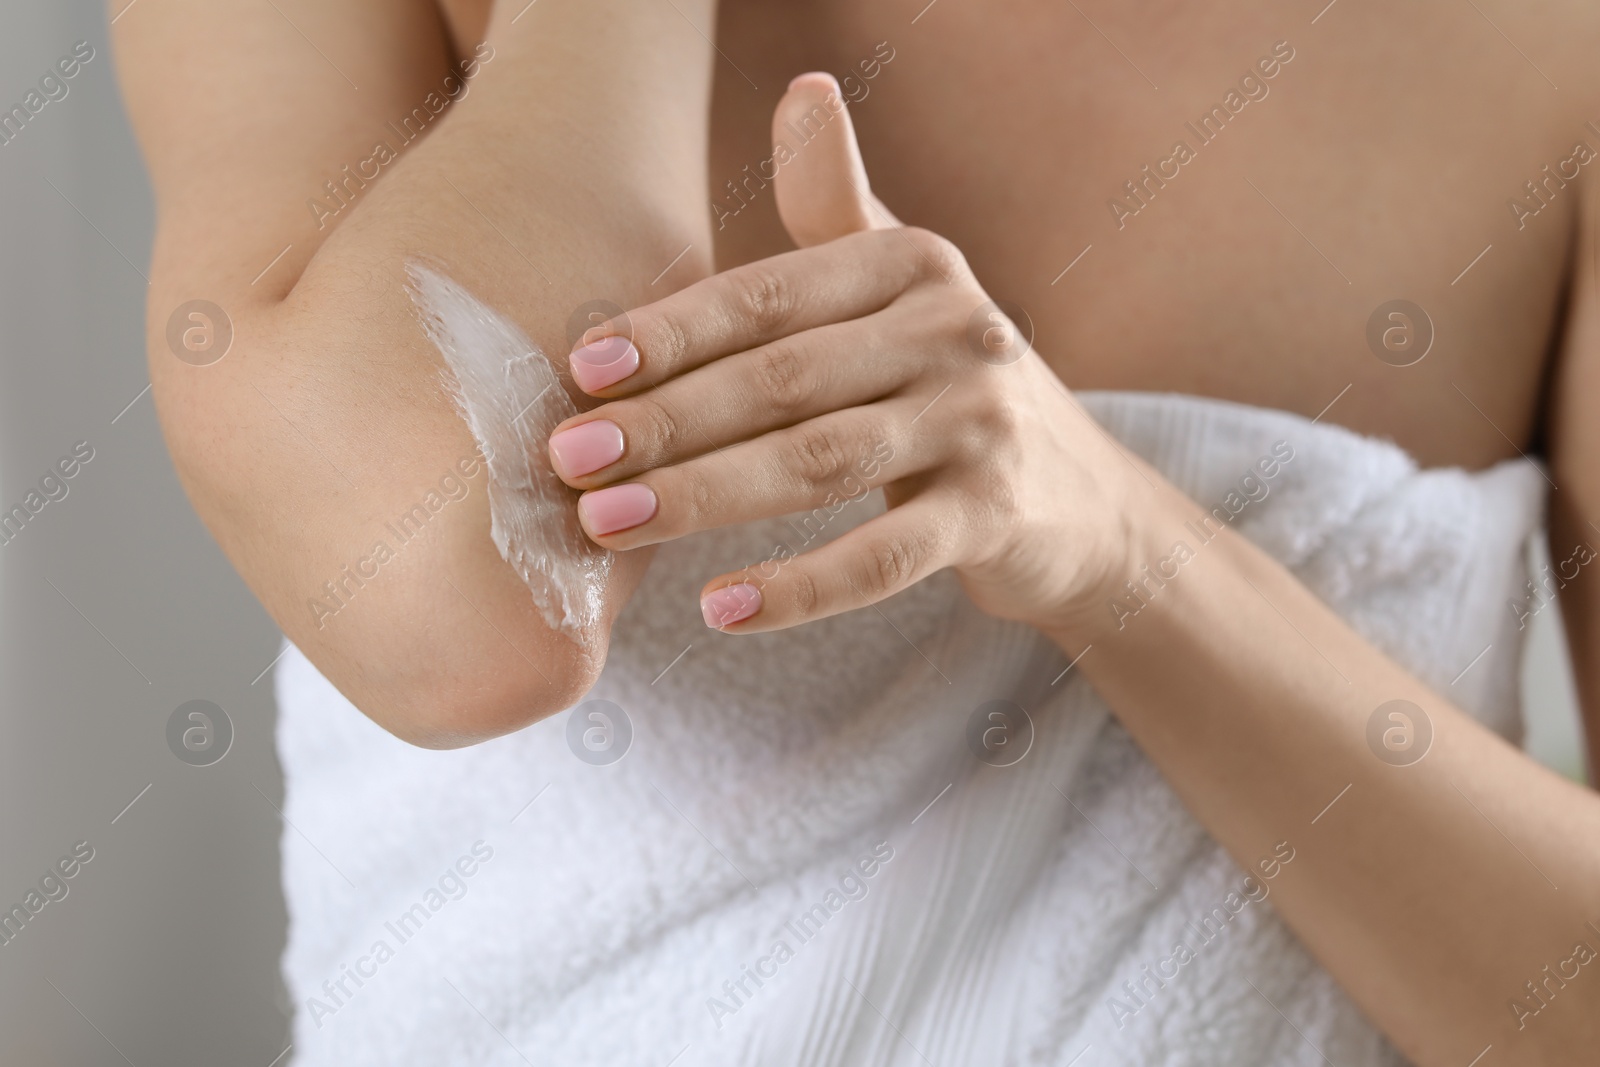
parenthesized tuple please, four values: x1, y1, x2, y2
(275, 390, 1547, 1066)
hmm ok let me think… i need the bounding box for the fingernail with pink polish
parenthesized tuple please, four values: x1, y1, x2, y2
(548, 420, 624, 479)
(577, 483, 657, 536)
(702, 583, 763, 628)
(569, 336, 639, 392)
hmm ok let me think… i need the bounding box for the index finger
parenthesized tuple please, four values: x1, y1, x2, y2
(566, 226, 927, 395)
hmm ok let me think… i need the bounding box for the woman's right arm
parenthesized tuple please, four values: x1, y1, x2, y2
(112, 0, 718, 746)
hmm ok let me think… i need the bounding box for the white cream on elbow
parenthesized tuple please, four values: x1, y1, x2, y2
(405, 260, 613, 639)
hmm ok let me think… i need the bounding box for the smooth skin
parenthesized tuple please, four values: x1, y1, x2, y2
(113, 1, 1600, 1064)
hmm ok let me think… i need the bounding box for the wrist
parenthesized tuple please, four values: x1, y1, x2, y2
(1041, 462, 1197, 648)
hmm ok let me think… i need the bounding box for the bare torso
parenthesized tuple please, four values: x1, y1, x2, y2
(710, 0, 1597, 469)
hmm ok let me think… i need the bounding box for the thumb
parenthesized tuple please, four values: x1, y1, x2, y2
(772, 72, 901, 248)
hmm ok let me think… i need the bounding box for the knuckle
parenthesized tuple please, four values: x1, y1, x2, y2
(643, 313, 691, 374)
(861, 228, 917, 283)
(961, 390, 1022, 446)
(923, 297, 979, 357)
(788, 423, 851, 487)
(674, 466, 720, 528)
(787, 567, 822, 620)
(901, 227, 968, 281)
(751, 342, 813, 413)
(736, 266, 796, 334)
(629, 394, 686, 460)
(861, 533, 924, 593)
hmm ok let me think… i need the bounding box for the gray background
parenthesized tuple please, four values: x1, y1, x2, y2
(0, 1, 1587, 1063)
(1, 2, 289, 1064)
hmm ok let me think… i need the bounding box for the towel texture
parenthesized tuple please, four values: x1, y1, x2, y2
(276, 391, 1546, 1066)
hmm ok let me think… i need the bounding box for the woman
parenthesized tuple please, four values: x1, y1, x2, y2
(115, 0, 1600, 1063)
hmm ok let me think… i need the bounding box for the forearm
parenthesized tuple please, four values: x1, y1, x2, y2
(1053, 469, 1600, 1066)
(134, 1, 718, 745)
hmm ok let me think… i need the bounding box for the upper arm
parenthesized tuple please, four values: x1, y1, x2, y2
(114, 0, 459, 305)
(1545, 179, 1600, 781)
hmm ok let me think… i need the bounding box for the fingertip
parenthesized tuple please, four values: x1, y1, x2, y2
(787, 70, 839, 97)
(568, 335, 639, 394)
(700, 581, 764, 630)
(576, 482, 657, 538)
(772, 70, 881, 247)
(547, 419, 624, 481)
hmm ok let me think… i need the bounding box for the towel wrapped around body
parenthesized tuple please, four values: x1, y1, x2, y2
(276, 390, 1546, 1066)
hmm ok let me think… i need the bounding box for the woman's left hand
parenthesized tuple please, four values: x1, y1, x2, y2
(546, 74, 1152, 636)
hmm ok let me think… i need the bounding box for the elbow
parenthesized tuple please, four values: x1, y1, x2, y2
(316, 550, 618, 750)
(373, 632, 606, 750)
(281, 575, 615, 750)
